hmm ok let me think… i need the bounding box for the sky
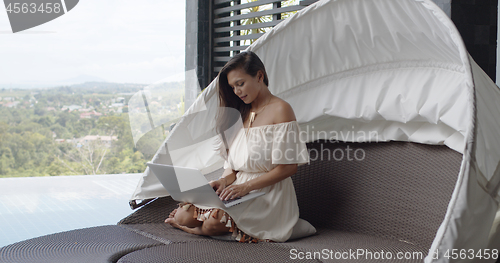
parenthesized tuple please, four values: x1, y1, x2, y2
(0, 0, 185, 88)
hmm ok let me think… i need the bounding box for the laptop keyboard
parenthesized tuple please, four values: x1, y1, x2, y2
(222, 196, 241, 204)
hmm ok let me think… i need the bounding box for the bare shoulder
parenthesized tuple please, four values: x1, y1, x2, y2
(269, 97, 296, 124)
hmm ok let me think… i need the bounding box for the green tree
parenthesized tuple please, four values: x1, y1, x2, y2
(0, 84, 169, 177)
(73, 118, 95, 138)
(59, 139, 111, 175)
(34, 104, 47, 116)
(37, 116, 54, 128)
(238, 0, 299, 45)
(56, 111, 77, 128)
(0, 122, 9, 134)
(0, 147, 15, 175)
(280, 0, 299, 19)
(50, 123, 70, 139)
(46, 161, 70, 176)
(96, 115, 127, 138)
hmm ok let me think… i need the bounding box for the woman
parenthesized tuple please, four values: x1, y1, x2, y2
(165, 51, 309, 242)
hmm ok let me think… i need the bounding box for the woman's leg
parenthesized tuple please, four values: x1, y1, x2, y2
(166, 207, 230, 236)
(199, 209, 231, 236)
(165, 204, 202, 228)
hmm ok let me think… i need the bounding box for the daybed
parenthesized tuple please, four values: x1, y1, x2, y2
(0, 140, 465, 262)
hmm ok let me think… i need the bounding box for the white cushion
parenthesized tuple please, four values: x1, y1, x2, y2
(287, 218, 316, 241)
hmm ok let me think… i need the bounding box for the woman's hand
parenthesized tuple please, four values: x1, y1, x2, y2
(219, 183, 251, 201)
(209, 178, 227, 195)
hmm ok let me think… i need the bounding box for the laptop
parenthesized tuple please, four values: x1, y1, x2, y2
(147, 162, 265, 208)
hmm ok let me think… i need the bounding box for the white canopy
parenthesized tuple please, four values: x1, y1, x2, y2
(130, 0, 500, 261)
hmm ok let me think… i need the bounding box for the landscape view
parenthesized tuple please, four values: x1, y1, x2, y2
(0, 81, 184, 177)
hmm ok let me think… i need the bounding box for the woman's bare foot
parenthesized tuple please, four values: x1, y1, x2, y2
(165, 217, 182, 229)
(165, 204, 203, 230)
(165, 210, 193, 232)
(169, 208, 177, 219)
(164, 207, 230, 236)
(165, 208, 178, 225)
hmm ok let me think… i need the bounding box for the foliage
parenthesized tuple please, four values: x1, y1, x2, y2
(281, 0, 300, 19)
(0, 82, 183, 177)
(238, 0, 299, 45)
(239, 0, 272, 45)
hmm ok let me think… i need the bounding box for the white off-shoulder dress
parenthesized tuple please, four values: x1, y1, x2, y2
(189, 120, 310, 242)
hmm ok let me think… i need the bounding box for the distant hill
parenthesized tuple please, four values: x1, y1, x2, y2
(63, 81, 183, 94)
(58, 74, 107, 84)
(0, 74, 107, 89)
(0, 74, 185, 91)
(64, 82, 148, 94)
(0, 81, 184, 99)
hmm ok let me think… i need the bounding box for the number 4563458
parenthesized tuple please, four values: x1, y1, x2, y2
(6, 3, 62, 14)
(443, 249, 498, 260)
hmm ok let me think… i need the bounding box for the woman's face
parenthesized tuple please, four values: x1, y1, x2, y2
(226, 68, 263, 104)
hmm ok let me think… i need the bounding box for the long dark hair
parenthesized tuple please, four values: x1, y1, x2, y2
(216, 51, 269, 136)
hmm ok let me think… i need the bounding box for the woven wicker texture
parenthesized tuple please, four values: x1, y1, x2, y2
(119, 168, 224, 225)
(275, 228, 427, 262)
(121, 141, 461, 250)
(116, 242, 320, 263)
(292, 141, 462, 249)
(0, 225, 162, 263)
(115, 141, 462, 262)
(116, 229, 428, 263)
(119, 196, 179, 225)
(0, 141, 465, 263)
(121, 223, 212, 243)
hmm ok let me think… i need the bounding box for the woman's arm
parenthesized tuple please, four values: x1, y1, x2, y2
(219, 163, 297, 200)
(209, 167, 237, 195)
(219, 99, 299, 200)
(247, 164, 297, 191)
(221, 167, 237, 183)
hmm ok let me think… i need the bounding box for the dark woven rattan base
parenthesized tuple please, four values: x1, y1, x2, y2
(1, 141, 463, 263)
(120, 141, 461, 249)
(276, 228, 427, 262)
(293, 141, 461, 249)
(112, 141, 462, 262)
(118, 168, 223, 225)
(119, 195, 179, 225)
(115, 228, 428, 263)
(121, 223, 213, 243)
(0, 225, 163, 263)
(116, 241, 320, 263)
